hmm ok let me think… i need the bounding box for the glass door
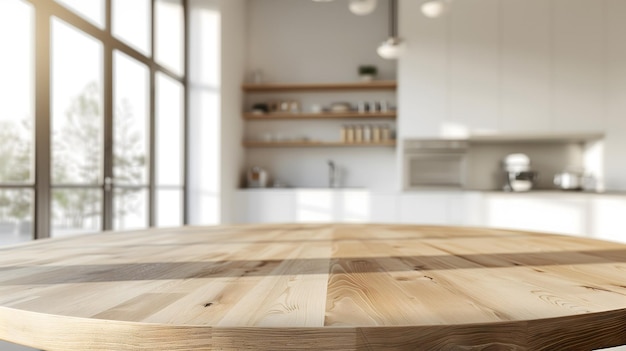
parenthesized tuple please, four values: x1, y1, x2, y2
(0, 0, 187, 241)
(0, 0, 35, 245)
(112, 51, 150, 230)
(50, 18, 105, 238)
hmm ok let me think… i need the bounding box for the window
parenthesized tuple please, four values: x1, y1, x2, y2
(0, 0, 188, 243)
(54, 0, 105, 28)
(155, 0, 185, 76)
(113, 51, 150, 230)
(155, 72, 185, 227)
(112, 0, 151, 55)
(0, 0, 34, 245)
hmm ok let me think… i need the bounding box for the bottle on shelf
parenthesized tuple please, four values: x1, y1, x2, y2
(372, 125, 381, 143)
(363, 125, 372, 143)
(355, 125, 363, 143)
(346, 125, 355, 143)
(340, 125, 348, 143)
(381, 125, 391, 141)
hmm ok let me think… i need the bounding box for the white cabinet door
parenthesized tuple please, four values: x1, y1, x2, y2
(553, 0, 605, 133)
(369, 193, 400, 223)
(398, 0, 447, 139)
(589, 196, 626, 244)
(236, 189, 377, 224)
(293, 190, 373, 223)
(399, 193, 455, 225)
(235, 190, 296, 224)
(482, 194, 590, 236)
(499, 0, 551, 133)
(447, 0, 499, 135)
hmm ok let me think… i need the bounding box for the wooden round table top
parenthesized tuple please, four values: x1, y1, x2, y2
(1, 224, 626, 350)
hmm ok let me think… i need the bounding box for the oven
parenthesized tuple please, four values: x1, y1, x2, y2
(403, 140, 468, 190)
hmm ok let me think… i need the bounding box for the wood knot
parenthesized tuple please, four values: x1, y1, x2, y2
(204, 303, 214, 308)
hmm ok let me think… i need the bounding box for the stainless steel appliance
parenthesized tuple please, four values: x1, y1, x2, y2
(554, 170, 595, 191)
(403, 140, 468, 189)
(502, 153, 538, 192)
(247, 166, 268, 188)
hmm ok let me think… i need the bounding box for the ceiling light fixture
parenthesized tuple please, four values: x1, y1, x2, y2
(421, 0, 451, 18)
(348, 0, 377, 16)
(377, 0, 405, 60)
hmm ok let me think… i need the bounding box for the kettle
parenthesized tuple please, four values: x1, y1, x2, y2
(247, 166, 268, 188)
(554, 170, 594, 191)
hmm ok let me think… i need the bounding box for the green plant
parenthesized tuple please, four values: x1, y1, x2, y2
(358, 65, 378, 76)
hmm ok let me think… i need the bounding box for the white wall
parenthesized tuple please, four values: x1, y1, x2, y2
(246, 0, 396, 83)
(398, 0, 626, 190)
(243, 0, 398, 190)
(188, 0, 246, 225)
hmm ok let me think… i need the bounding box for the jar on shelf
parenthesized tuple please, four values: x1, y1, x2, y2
(346, 125, 355, 143)
(381, 125, 391, 141)
(355, 125, 363, 143)
(363, 125, 372, 143)
(340, 125, 348, 142)
(372, 125, 381, 143)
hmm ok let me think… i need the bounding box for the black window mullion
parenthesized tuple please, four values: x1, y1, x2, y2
(182, 0, 189, 225)
(148, 0, 157, 227)
(103, 0, 114, 231)
(34, 2, 52, 240)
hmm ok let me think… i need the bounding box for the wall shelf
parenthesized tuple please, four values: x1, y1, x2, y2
(243, 140, 396, 148)
(243, 111, 397, 120)
(242, 81, 397, 92)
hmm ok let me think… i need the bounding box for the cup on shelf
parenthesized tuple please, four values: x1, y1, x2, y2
(357, 101, 369, 113)
(310, 104, 323, 114)
(289, 101, 301, 113)
(379, 101, 389, 113)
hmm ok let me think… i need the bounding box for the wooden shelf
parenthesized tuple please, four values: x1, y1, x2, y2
(243, 111, 396, 120)
(243, 140, 396, 148)
(242, 81, 397, 92)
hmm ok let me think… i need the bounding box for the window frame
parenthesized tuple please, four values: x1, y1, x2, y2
(0, 0, 189, 241)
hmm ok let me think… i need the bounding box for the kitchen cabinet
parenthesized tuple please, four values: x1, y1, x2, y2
(447, 0, 499, 135)
(235, 189, 626, 245)
(235, 190, 469, 225)
(235, 190, 295, 224)
(398, 192, 479, 226)
(552, 0, 605, 133)
(242, 81, 397, 148)
(399, 193, 451, 225)
(235, 189, 378, 224)
(399, 0, 608, 138)
(589, 196, 626, 244)
(499, 0, 551, 133)
(482, 193, 590, 237)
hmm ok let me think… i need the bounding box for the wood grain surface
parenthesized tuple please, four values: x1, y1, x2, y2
(0, 224, 625, 350)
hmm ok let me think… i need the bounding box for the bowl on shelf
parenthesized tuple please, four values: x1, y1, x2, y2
(329, 102, 352, 113)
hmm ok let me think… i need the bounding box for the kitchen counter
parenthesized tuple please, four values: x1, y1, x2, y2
(239, 187, 626, 199)
(1, 224, 626, 350)
(234, 189, 626, 243)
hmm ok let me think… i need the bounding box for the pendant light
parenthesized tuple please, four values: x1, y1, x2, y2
(421, 0, 451, 18)
(377, 0, 405, 59)
(349, 0, 378, 15)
